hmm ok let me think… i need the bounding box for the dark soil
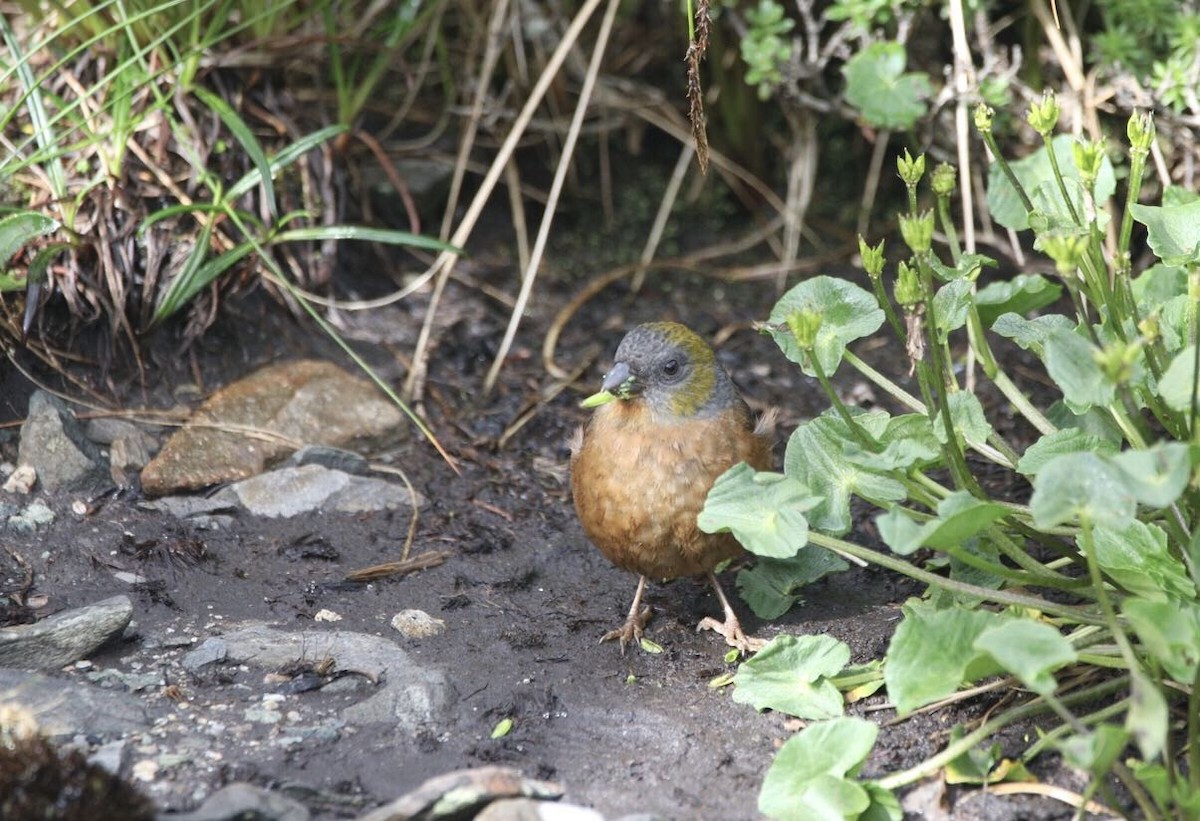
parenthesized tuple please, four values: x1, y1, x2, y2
(0, 235, 1098, 819)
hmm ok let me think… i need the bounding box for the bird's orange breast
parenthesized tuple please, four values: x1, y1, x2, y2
(571, 400, 772, 579)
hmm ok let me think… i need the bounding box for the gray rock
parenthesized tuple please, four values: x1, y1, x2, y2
(90, 738, 130, 774)
(359, 767, 562, 821)
(85, 417, 160, 450)
(7, 499, 56, 533)
(159, 782, 310, 821)
(476, 798, 604, 821)
(285, 445, 369, 475)
(0, 668, 150, 740)
(228, 465, 423, 518)
(182, 637, 228, 671)
(0, 595, 133, 669)
(18, 391, 108, 491)
(138, 494, 240, 520)
(86, 668, 165, 692)
(208, 623, 454, 732)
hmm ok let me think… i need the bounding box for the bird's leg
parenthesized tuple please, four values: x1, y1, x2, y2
(697, 571, 766, 655)
(600, 575, 652, 653)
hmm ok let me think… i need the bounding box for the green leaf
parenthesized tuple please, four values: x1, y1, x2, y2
(758, 717, 878, 819)
(1056, 724, 1129, 775)
(768, 276, 884, 378)
(1111, 443, 1191, 508)
(944, 726, 1033, 785)
(934, 392, 993, 449)
(733, 634, 849, 719)
(929, 253, 997, 283)
(877, 492, 1007, 556)
(1131, 200, 1200, 267)
(932, 279, 972, 339)
(884, 600, 1001, 715)
(1044, 327, 1114, 414)
(0, 211, 59, 269)
(737, 553, 850, 619)
(976, 274, 1062, 327)
(842, 42, 931, 129)
(491, 717, 513, 738)
(991, 313, 1075, 356)
(699, 464, 819, 559)
(1127, 670, 1169, 761)
(1159, 295, 1195, 352)
(1160, 345, 1199, 413)
(1130, 263, 1187, 312)
(1030, 452, 1136, 530)
(784, 409, 906, 535)
(192, 85, 279, 218)
(973, 620, 1077, 695)
(844, 414, 940, 472)
(1094, 520, 1194, 601)
(1016, 428, 1119, 476)
(987, 134, 1116, 231)
(860, 783, 903, 821)
(1123, 597, 1200, 682)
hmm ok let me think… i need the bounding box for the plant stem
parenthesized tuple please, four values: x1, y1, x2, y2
(871, 274, 908, 344)
(1078, 517, 1141, 671)
(845, 351, 924, 412)
(874, 675, 1129, 790)
(810, 354, 879, 452)
(807, 532, 1105, 625)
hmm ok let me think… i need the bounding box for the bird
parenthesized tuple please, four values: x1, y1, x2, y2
(570, 321, 774, 654)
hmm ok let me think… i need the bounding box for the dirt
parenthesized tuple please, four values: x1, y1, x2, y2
(0, 239, 1093, 819)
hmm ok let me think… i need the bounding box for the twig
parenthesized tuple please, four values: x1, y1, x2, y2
(631, 142, 694, 293)
(344, 550, 448, 583)
(483, 0, 623, 396)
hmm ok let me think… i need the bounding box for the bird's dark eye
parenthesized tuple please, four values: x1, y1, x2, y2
(662, 359, 680, 377)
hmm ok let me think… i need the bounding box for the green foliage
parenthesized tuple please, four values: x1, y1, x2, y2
(705, 100, 1200, 817)
(733, 634, 849, 719)
(740, 1, 793, 100)
(842, 42, 931, 130)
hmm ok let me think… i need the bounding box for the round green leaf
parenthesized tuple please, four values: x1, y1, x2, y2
(768, 276, 884, 378)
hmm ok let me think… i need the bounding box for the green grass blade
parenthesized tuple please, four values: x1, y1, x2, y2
(190, 85, 278, 218)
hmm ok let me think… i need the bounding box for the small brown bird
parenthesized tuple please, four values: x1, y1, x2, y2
(570, 322, 773, 653)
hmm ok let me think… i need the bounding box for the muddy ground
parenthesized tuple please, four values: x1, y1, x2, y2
(0, 224, 1096, 819)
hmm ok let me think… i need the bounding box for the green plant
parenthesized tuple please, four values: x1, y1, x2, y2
(740, 0, 793, 101)
(701, 95, 1200, 818)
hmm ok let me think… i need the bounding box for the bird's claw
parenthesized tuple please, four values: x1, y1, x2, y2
(600, 606, 652, 654)
(696, 615, 766, 656)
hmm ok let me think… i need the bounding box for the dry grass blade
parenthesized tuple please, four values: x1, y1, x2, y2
(985, 783, 1118, 818)
(403, 0, 608, 402)
(481, 0, 622, 397)
(344, 550, 449, 583)
(630, 142, 694, 293)
(366, 463, 420, 562)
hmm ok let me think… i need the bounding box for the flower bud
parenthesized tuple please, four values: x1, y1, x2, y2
(899, 210, 934, 256)
(931, 163, 956, 198)
(897, 149, 926, 187)
(894, 261, 923, 308)
(1026, 90, 1060, 137)
(787, 308, 823, 351)
(858, 236, 886, 280)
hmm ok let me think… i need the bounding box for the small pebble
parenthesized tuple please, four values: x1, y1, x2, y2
(391, 609, 446, 639)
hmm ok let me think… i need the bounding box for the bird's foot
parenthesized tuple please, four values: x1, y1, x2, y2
(600, 607, 652, 654)
(697, 614, 766, 656)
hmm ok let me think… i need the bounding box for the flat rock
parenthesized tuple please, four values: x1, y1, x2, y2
(476, 798, 605, 821)
(222, 464, 423, 518)
(359, 767, 563, 821)
(140, 359, 404, 496)
(0, 668, 150, 740)
(0, 595, 132, 669)
(18, 391, 108, 492)
(200, 623, 454, 731)
(160, 782, 310, 821)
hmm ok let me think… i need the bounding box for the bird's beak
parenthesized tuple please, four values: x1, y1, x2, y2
(579, 361, 636, 408)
